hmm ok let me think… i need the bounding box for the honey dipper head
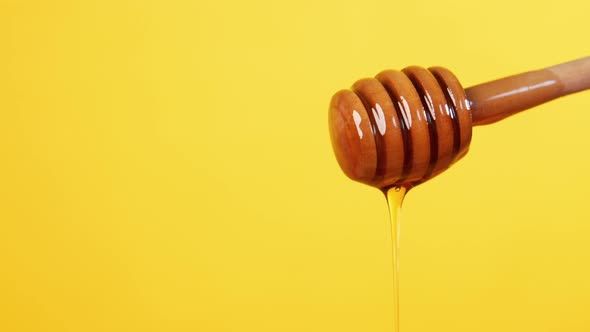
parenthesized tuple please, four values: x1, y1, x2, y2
(329, 66, 473, 189)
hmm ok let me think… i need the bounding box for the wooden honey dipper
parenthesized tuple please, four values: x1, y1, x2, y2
(329, 57, 590, 190)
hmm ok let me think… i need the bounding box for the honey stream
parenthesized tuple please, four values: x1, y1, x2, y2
(384, 186, 408, 332)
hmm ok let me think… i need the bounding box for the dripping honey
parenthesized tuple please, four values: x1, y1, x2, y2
(384, 186, 407, 332)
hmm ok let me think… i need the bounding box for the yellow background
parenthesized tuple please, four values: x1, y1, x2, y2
(1, 0, 590, 331)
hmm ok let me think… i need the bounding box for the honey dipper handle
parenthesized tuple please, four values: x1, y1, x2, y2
(466, 57, 590, 126)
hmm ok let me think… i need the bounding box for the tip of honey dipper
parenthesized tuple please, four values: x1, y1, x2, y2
(328, 89, 378, 184)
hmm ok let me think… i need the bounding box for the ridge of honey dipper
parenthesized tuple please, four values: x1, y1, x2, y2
(329, 57, 590, 190)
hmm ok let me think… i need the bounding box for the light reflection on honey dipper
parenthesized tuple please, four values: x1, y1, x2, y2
(329, 57, 590, 190)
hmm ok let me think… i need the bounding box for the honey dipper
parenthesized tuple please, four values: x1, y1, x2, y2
(329, 57, 590, 190)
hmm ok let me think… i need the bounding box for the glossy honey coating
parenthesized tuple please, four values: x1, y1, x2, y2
(329, 66, 472, 189)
